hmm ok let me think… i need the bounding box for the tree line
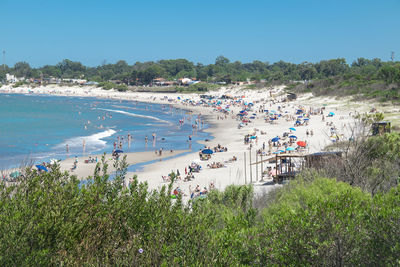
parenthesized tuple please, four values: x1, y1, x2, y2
(1, 56, 400, 85)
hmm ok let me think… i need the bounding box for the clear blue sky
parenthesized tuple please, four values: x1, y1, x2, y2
(1, 0, 399, 67)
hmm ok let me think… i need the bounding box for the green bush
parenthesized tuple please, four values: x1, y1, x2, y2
(0, 157, 398, 265)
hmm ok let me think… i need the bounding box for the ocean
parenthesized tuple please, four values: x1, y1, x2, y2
(0, 93, 211, 170)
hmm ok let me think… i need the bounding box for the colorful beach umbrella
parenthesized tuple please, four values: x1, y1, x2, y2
(201, 149, 213, 154)
(10, 171, 20, 178)
(36, 165, 48, 172)
(297, 141, 307, 147)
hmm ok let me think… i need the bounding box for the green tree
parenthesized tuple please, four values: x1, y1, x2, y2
(13, 61, 32, 78)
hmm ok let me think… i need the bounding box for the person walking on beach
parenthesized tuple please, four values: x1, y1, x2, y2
(66, 144, 69, 154)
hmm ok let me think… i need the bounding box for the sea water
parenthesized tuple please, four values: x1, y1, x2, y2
(0, 94, 211, 169)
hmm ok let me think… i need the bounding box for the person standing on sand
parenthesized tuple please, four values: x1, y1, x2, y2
(145, 136, 148, 144)
(66, 144, 69, 154)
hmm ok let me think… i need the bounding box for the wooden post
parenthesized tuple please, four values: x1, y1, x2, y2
(249, 149, 252, 183)
(244, 152, 247, 184)
(261, 154, 263, 181)
(256, 152, 258, 182)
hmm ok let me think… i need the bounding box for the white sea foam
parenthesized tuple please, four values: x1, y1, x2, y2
(55, 129, 116, 149)
(98, 108, 169, 123)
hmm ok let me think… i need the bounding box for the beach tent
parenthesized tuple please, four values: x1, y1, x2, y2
(201, 149, 213, 154)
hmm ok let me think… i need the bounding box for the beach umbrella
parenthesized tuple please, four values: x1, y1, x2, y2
(297, 141, 307, 147)
(297, 116, 303, 119)
(273, 151, 280, 154)
(286, 147, 295, 151)
(289, 135, 297, 139)
(278, 150, 285, 153)
(115, 149, 124, 153)
(295, 120, 301, 124)
(271, 137, 280, 142)
(10, 171, 20, 178)
(250, 136, 257, 139)
(249, 116, 255, 119)
(289, 127, 296, 131)
(201, 149, 213, 154)
(304, 118, 309, 121)
(329, 112, 335, 116)
(36, 165, 48, 172)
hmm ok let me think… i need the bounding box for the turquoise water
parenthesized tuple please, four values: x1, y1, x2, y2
(0, 94, 211, 169)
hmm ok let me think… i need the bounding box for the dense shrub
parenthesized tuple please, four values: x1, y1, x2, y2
(0, 157, 399, 265)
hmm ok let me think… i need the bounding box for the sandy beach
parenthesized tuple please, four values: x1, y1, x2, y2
(1, 83, 392, 199)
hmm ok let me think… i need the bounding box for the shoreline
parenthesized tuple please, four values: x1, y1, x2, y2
(1, 83, 394, 201)
(0, 86, 219, 180)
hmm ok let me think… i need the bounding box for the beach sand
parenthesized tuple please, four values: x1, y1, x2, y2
(59, 149, 189, 179)
(1, 83, 391, 200)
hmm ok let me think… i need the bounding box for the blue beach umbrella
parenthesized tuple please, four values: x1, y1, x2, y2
(273, 151, 280, 154)
(329, 112, 335, 116)
(304, 118, 309, 121)
(250, 136, 257, 139)
(36, 165, 48, 172)
(286, 147, 295, 151)
(289, 135, 297, 139)
(278, 150, 285, 153)
(271, 137, 280, 142)
(289, 127, 296, 131)
(201, 149, 213, 154)
(115, 150, 124, 153)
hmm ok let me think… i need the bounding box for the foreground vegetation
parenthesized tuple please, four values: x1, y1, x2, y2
(1, 133, 400, 265)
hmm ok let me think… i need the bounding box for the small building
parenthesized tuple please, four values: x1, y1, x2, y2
(371, 121, 391, 136)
